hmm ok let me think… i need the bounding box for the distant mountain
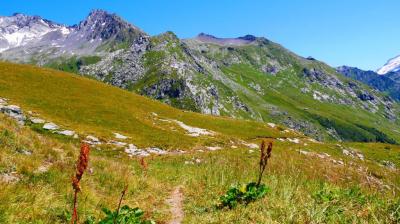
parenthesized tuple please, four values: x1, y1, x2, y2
(338, 54, 400, 101)
(0, 13, 69, 52)
(386, 70, 400, 83)
(0, 10, 399, 143)
(193, 33, 257, 46)
(0, 10, 147, 64)
(377, 55, 400, 75)
(337, 66, 400, 101)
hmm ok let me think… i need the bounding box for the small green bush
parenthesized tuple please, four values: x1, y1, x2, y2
(218, 182, 270, 209)
(84, 205, 155, 224)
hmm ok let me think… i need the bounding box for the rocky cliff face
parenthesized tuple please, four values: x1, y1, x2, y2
(1, 11, 399, 142)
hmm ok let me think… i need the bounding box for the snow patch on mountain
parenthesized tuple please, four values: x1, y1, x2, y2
(0, 10, 146, 61)
(0, 13, 68, 52)
(377, 55, 400, 75)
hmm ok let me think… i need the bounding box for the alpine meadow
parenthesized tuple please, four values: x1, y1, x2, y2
(0, 2, 399, 223)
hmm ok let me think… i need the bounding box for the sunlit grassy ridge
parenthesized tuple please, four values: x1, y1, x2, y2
(0, 61, 290, 149)
(0, 62, 399, 223)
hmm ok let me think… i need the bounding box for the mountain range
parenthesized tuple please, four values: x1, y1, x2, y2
(337, 66, 400, 101)
(0, 8, 400, 223)
(337, 54, 400, 101)
(0, 10, 399, 143)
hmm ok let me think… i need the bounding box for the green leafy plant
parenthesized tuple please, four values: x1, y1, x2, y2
(84, 185, 155, 224)
(95, 205, 154, 224)
(311, 183, 375, 222)
(312, 183, 341, 204)
(218, 140, 272, 209)
(84, 206, 154, 224)
(218, 182, 270, 209)
(313, 184, 367, 205)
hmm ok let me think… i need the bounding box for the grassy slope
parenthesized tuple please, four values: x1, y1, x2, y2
(221, 63, 400, 143)
(43, 35, 400, 144)
(0, 62, 399, 223)
(177, 37, 400, 142)
(0, 62, 288, 149)
(1, 114, 399, 223)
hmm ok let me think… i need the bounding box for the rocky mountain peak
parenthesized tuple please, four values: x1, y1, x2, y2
(87, 9, 110, 19)
(82, 9, 116, 27)
(77, 9, 143, 40)
(238, 34, 256, 41)
(196, 32, 216, 39)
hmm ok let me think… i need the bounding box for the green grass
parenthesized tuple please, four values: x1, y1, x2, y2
(0, 114, 399, 223)
(0, 62, 399, 223)
(0, 62, 286, 149)
(220, 63, 400, 143)
(44, 56, 101, 74)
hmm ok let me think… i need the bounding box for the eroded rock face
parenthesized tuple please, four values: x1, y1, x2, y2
(0, 104, 25, 125)
(80, 35, 150, 88)
(143, 79, 186, 99)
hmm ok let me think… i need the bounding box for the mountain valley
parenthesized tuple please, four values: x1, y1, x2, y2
(0, 8, 399, 223)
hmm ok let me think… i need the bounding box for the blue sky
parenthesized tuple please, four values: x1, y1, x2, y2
(1, 0, 399, 70)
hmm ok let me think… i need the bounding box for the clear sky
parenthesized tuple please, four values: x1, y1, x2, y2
(1, 0, 399, 71)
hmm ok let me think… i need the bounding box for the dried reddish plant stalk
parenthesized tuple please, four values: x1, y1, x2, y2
(115, 184, 129, 224)
(71, 143, 90, 224)
(256, 140, 272, 186)
(139, 157, 148, 175)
